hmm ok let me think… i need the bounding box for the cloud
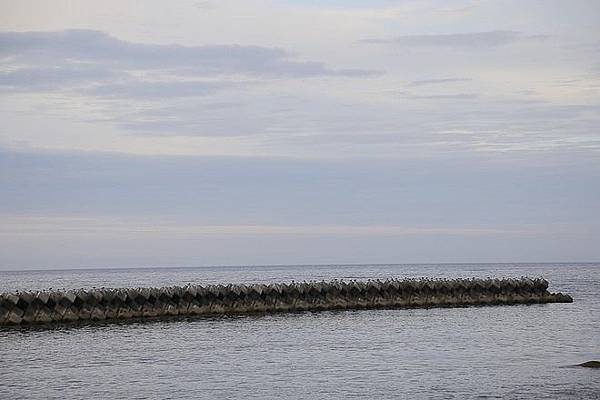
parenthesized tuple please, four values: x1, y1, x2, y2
(0, 64, 120, 91)
(0, 215, 543, 237)
(85, 80, 247, 99)
(0, 29, 380, 103)
(0, 65, 255, 99)
(363, 30, 547, 47)
(401, 93, 478, 100)
(2, 146, 598, 225)
(0, 29, 379, 78)
(109, 100, 271, 136)
(2, 147, 599, 268)
(408, 78, 472, 86)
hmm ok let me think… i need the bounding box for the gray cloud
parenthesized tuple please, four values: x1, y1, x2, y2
(408, 78, 472, 86)
(0, 29, 379, 78)
(107, 96, 412, 137)
(2, 147, 598, 229)
(364, 31, 547, 47)
(402, 93, 479, 100)
(0, 64, 120, 91)
(99, 90, 599, 149)
(109, 99, 276, 137)
(0, 64, 250, 99)
(115, 117, 264, 137)
(0, 30, 380, 102)
(86, 80, 246, 99)
(2, 146, 599, 268)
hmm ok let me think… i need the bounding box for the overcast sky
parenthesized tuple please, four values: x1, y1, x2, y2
(1, 0, 599, 270)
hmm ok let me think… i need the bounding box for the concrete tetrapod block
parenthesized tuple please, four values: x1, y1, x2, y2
(0, 277, 574, 328)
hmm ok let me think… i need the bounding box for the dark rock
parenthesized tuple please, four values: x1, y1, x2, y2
(578, 361, 600, 368)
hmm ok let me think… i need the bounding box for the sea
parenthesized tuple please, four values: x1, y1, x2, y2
(0, 263, 598, 399)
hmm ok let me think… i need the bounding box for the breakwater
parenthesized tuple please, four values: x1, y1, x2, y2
(0, 277, 572, 327)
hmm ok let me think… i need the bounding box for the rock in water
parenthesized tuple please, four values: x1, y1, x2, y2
(578, 361, 600, 368)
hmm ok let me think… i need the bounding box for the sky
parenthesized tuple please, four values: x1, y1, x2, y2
(1, 0, 599, 270)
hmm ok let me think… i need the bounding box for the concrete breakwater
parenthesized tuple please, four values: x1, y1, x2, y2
(0, 278, 572, 327)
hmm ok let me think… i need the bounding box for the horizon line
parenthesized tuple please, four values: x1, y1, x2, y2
(1, 261, 598, 274)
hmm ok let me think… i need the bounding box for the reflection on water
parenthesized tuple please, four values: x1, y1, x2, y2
(1, 263, 598, 399)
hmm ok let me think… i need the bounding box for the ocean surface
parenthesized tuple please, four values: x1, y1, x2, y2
(1, 263, 598, 399)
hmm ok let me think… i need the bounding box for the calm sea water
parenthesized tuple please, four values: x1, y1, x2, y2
(1, 263, 598, 399)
